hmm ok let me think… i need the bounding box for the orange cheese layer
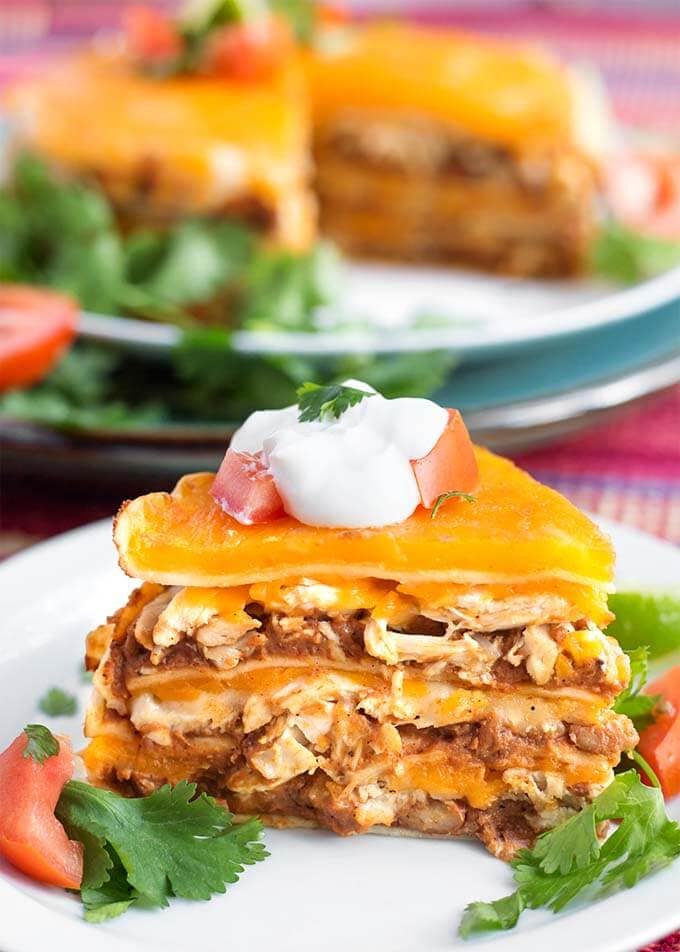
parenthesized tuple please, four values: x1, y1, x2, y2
(7, 52, 309, 207)
(82, 735, 610, 811)
(114, 448, 615, 589)
(390, 752, 611, 809)
(123, 663, 609, 728)
(306, 24, 576, 149)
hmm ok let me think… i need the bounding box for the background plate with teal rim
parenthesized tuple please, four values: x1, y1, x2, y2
(2, 299, 678, 488)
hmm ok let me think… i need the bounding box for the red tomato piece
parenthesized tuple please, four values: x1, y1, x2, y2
(0, 732, 83, 889)
(211, 448, 285, 524)
(606, 153, 680, 240)
(123, 5, 182, 62)
(0, 285, 78, 392)
(204, 16, 293, 81)
(638, 665, 680, 800)
(411, 408, 479, 509)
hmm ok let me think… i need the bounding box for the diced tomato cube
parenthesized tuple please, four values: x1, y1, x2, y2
(211, 448, 284, 524)
(411, 408, 479, 509)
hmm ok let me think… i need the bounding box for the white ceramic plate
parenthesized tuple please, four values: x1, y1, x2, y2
(80, 260, 680, 359)
(0, 517, 678, 952)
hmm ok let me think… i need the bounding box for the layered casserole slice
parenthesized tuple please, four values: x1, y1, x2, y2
(307, 23, 599, 276)
(83, 434, 636, 859)
(6, 49, 313, 246)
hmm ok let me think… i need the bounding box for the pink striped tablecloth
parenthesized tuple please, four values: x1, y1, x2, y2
(0, 6, 678, 949)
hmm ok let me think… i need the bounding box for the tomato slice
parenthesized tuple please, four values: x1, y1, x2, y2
(638, 665, 680, 800)
(123, 4, 182, 62)
(606, 153, 680, 240)
(411, 408, 479, 509)
(0, 285, 78, 392)
(204, 17, 293, 81)
(0, 732, 83, 889)
(211, 448, 285, 524)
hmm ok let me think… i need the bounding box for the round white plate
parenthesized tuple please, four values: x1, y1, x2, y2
(80, 261, 680, 358)
(0, 517, 678, 952)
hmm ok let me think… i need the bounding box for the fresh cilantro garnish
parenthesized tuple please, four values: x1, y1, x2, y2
(296, 382, 372, 422)
(591, 222, 680, 284)
(613, 646, 662, 731)
(56, 780, 268, 922)
(22, 724, 60, 764)
(627, 749, 662, 790)
(459, 770, 680, 939)
(430, 491, 476, 519)
(38, 687, 78, 717)
(608, 592, 680, 661)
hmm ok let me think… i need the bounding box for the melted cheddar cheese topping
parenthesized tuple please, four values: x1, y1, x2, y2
(7, 51, 311, 243)
(114, 448, 615, 589)
(306, 24, 577, 149)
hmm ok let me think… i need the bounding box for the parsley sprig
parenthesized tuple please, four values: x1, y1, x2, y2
(22, 724, 60, 764)
(56, 780, 268, 921)
(39, 687, 78, 717)
(459, 770, 680, 938)
(613, 647, 662, 731)
(296, 382, 372, 422)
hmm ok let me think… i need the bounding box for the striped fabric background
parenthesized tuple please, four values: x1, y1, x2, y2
(0, 5, 678, 950)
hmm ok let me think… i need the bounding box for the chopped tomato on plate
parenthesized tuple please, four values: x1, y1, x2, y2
(0, 285, 78, 392)
(638, 665, 680, 800)
(0, 732, 83, 889)
(123, 5, 182, 63)
(411, 409, 479, 509)
(212, 449, 285, 524)
(205, 17, 293, 81)
(606, 153, 680, 240)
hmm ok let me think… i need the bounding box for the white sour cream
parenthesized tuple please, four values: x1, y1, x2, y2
(230, 380, 448, 529)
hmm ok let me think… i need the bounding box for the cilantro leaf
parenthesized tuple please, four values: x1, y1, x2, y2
(56, 780, 268, 917)
(613, 647, 661, 731)
(592, 222, 680, 284)
(240, 241, 342, 333)
(430, 491, 475, 519)
(38, 687, 78, 717)
(608, 592, 680, 660)
(459, 771, 680, 939)
(22, 724, 59, 764)
(459, 892, 524, 938)
(296, 381, 372, 422)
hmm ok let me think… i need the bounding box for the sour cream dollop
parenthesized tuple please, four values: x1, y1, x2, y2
(230, 380, 448, 529)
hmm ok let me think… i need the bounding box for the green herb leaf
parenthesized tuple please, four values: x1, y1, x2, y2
(430, 491, 476, 519)
(592, 222, 680, 284)
(240, 241, 342, 333)
(459, 892, 524, 938)
(22, 724, 60, 764)
(0, 345, 164, 431)
(627, 749, 662, 790)
(56, 780, 268, 918)
(459, 771, 680, 938)
(296, 381, 372, 422)
(608, 592, 680, 661)
(38, 687, 78, 717)
(612, 646, 661, 731)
